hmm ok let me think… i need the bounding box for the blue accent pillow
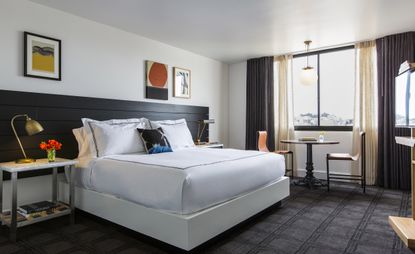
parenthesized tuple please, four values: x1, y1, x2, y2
(148, 145, 173, 154)
(137, 128, 172, 154)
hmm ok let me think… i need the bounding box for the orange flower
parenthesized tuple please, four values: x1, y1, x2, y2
(39, 142, 47, 150)
(39, 140, 63, 151)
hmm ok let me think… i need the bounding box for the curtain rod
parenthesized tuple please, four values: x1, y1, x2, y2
(282, 38, 376, 56)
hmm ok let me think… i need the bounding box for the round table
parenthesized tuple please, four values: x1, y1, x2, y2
(280, 139, 340, 188)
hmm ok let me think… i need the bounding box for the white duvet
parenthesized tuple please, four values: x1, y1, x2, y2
(73, 148, 285, 214)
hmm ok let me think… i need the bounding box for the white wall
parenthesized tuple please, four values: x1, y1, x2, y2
(228, 61, 354, 176)
(0, 0, 229, 208)
(229, 62, 247, 149)
(0, 0, 229, 145)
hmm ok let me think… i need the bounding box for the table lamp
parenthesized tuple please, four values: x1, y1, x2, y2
(11, 114, 44, 163)
(196, 119, 214, 145)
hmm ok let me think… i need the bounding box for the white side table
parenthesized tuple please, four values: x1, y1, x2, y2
(0, 158, 77, 241)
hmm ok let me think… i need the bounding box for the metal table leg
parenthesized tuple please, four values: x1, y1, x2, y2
(69, 165, 75, 224)
(10, 172, 17, 242)
(52, 167, 57, 203)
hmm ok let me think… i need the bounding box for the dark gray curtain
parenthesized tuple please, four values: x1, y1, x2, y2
(377, 31, 415, 190)
(245, 56, 275, 151)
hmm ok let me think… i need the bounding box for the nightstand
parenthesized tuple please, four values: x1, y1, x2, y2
(195, 142, 224, 148)
(0, 158, 77, 241)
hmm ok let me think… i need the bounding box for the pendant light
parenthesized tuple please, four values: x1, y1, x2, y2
(300, 40, 318, 86)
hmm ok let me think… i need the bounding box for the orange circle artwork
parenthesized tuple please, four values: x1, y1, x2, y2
(148, 63, 168, 88)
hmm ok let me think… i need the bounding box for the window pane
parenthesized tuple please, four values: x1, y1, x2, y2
(320, 49, 355, 126)
(293, 55, 318, 126)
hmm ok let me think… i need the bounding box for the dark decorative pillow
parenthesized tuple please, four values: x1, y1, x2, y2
(137, 128, 172, 154)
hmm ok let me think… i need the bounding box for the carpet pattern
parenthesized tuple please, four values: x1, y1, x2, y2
(0, 182, 414, 254)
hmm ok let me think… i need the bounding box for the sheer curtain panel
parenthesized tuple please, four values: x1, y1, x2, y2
(352, 41, 378, 185)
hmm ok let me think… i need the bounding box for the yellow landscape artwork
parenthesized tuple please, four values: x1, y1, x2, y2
(32, 40, 54, 73)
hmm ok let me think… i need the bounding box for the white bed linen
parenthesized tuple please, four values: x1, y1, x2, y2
(72, 148, 285, 214)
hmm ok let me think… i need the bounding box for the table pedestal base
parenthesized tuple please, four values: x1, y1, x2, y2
(293, 143, 326, 189)
(389, 216, 415, 249)
(294, 176, 326, 189)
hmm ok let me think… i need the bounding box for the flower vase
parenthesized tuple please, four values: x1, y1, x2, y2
(47, 149, 56, 162)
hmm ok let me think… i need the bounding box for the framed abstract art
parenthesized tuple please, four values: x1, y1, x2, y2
(24, 32, 61, 81)
(173, 67, 191, 98)
(146, 60, 168, 100)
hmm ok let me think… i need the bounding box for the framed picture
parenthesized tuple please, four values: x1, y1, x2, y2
(24, 32, 61, 81)
(146, 60, 168, 100)
(173, 67, 191, 98)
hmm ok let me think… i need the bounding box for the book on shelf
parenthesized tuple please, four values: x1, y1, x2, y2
(1, 203, 69, 224)
(18, 203, 69, 220)
(18, 201, 59, 214)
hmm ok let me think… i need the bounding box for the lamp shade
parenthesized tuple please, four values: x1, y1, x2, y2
(300, 67, 318, 86)
(25, 118, 44, 136)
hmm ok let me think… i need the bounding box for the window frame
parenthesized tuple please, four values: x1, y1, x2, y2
(293, 45, 355, 132)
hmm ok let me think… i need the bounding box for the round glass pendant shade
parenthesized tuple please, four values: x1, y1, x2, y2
(300, 67, 318, 86)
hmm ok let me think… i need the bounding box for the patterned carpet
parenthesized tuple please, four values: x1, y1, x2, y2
(0, 182, 414, 254)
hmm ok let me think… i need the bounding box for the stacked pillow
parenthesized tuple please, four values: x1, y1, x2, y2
(73, 118, 149, 159)
(73, 117, 196, 158)
(89, 122, 147, 157)
(150, 119, 195, 151)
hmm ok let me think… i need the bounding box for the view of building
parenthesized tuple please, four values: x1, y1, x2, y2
(294, 112, 353, 126)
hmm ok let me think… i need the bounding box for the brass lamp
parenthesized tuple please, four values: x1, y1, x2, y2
(196, 119, 215, 145)
(11, 114, 44, 163)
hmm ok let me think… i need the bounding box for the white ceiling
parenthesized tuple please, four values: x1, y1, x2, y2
(30, 0, 415, 63)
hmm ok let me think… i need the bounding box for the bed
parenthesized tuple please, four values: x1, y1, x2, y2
(70, 148, 286, 215)
(0, 90, 289, 251)
(58, 148, 289, 250)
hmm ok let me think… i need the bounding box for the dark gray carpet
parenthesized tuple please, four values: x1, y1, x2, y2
(0, 182, 413, 254)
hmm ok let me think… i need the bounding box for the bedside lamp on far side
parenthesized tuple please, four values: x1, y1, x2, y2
(11, 114, 44, 163)
(196, 119, 215, 145)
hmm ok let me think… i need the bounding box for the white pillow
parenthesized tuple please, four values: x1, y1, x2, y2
(72, 127, 94, 159)
(89, 122, 146, 157)
(81, 118, 150, 157)
(151, 119, 195, 151)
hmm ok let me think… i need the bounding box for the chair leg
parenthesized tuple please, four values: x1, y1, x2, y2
(361, 174, 364, 189)
(363, 164, 366, 194)
(291, 152, 294, 179)
(284, 154, 287, 177)
(283, 154, 292, 179)
(326, 156, 330, 192)
(362, 153, 366, 194)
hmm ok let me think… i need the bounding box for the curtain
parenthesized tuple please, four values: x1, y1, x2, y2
(245, 56, 275, 151)
(376, 31, 415, 190)
(352, 41, 378, 185)
(274, 55, 294, 151)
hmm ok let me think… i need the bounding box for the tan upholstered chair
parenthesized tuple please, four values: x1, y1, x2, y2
(326, 132, 366, 193)
(257, 131, 294, 178)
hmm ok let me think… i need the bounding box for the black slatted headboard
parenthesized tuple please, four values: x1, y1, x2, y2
(0, 90, 208, 175)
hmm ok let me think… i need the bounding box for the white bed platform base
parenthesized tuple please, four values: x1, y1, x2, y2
(58, 176, 289, 251)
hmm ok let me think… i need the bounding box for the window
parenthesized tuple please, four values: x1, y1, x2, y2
(293, 46, 355, 131)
